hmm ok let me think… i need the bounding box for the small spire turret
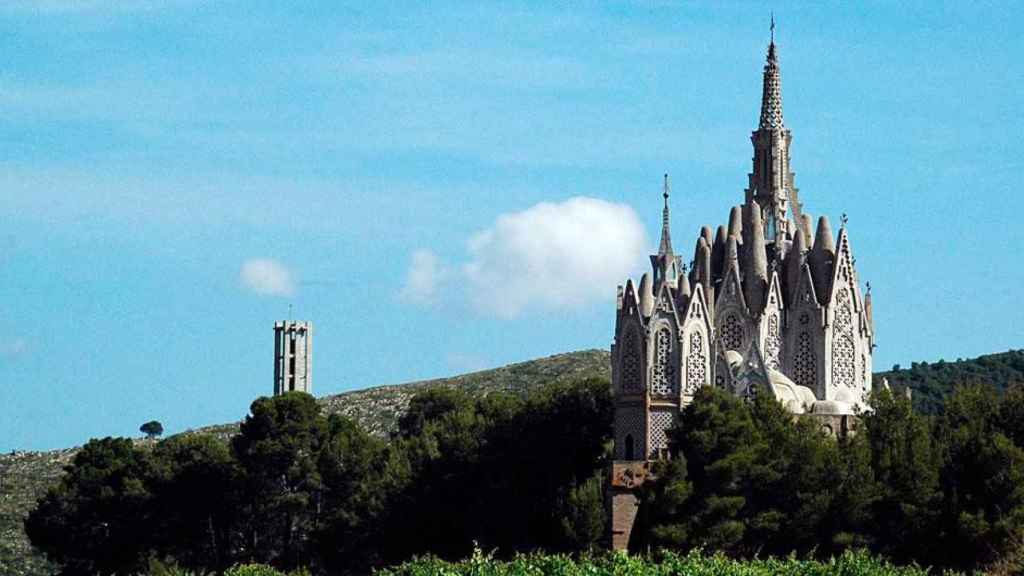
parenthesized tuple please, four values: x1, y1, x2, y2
(651, 174, 683, 289)
(784, 223, 807, 306)
(658, 173, 673, 256)
(712, 225, 727, 279)
(728, 205, 744, 242)
(639, 273, 654, 317)
(695, 237, 714, 310)
(745, 203, 769, 314)
(810, 216, 836, 304)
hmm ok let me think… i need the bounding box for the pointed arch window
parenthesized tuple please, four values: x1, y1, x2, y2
(832, 289, 857, 389)
(765, 210, 778, 242)
(650, 327, 675, 396)
(685, 330, 707, 394)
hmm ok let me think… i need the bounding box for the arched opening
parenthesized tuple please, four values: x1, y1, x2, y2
(624, 434, 635, 460)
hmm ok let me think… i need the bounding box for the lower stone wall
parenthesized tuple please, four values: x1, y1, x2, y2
(607, 461, 650, 551)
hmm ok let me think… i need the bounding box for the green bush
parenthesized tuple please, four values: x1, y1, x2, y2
(220, 564, 310, 576)
(223, 564, 285, 576)
(378, 547, 945, 576)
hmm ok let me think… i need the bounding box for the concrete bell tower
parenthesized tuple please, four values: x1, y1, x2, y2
(274, 320, 313, 395)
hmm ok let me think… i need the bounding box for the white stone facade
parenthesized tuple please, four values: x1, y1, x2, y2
(611, 39, 875, 462)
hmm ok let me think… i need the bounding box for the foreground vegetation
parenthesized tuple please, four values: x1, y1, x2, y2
(133, 549, 949, 576)
(379, 548, 941, 576)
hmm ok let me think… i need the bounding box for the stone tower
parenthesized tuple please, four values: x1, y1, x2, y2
(274, 320, 313, 395)
(608, 34, 876, 550)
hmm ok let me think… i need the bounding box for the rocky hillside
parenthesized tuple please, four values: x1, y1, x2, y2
(318, 349, 611, 436)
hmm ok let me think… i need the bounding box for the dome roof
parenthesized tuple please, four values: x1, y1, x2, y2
(812, 400, 854, 415)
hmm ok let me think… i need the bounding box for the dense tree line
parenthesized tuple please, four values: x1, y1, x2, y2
(640, 385, 1024, 573)
(25, 379, 1024, 575)
(25, 379, 612, 575)
(876, 348, 1024, 414)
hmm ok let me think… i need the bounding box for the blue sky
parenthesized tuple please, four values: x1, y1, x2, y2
(2, 1, 1022, 451)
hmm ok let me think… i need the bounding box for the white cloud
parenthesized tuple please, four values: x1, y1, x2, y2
(462, 197, 647, 318)
(398, 249, 448, 305)
(240, 259, 295, 297)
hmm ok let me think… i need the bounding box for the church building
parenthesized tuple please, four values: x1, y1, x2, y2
(608, 36, 875, 550)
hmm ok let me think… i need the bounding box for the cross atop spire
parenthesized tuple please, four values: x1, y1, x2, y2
(659, 173, 673, 255)
(759, 25, 784, 131)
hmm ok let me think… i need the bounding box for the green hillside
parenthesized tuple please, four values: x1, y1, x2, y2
(875, 348, 1024, 414)
(3, 347, 1023, 576)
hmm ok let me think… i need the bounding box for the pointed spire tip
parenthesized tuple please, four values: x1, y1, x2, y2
(758, 21, 784, 131)
(658, 174, 673, 255)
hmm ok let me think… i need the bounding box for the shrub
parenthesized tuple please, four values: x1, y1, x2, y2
(378, 547, 942, 576)
(223, 563, 285, 576)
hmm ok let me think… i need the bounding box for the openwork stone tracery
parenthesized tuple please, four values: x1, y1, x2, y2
(650, 327, 675, 396)
(765, 312, 781, 370)
(685, 331, 707, 395)
(832, 288, 857, 389)
(720, 313, 744, 351)
(794, 331, 817, 389)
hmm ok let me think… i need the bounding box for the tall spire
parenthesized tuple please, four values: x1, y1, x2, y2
(759, 19, 784, 131)
(658, 173, 673, 255)
(746, 22, 798, 254)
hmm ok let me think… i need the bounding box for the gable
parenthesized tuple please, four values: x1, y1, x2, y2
(828, 227, 862, 312)
(718, 262, 748, 312)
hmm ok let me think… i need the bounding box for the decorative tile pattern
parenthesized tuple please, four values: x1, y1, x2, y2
(615, 407, 645, 460)
(648, 410, 675, 458)
(759, 47, 784, 131)
(621, 330, 643, 393)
